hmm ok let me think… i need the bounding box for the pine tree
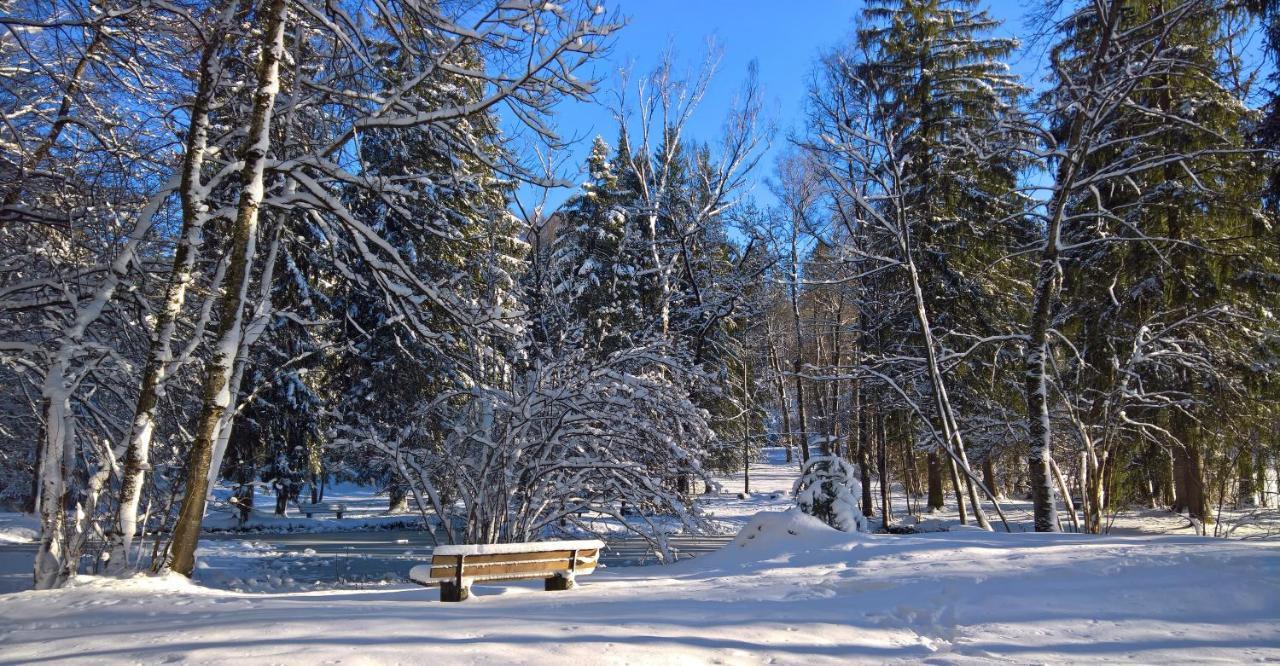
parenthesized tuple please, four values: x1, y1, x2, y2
(546, 136, 646, 358)
(811, 0, 1029, 526)
(328, 41, 524, 507)
(1054, 0, 1276, 526)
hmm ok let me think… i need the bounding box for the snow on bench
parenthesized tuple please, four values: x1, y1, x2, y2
(409, 539, 604, 602)
(296, 502, 347, 519)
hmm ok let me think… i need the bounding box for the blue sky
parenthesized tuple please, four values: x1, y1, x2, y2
(520, 1, 1048, 213)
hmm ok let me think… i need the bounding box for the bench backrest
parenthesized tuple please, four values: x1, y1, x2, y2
(424, 543, 601, 583)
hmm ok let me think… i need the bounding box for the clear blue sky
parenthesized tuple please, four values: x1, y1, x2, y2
(518, 1, 1048, 214)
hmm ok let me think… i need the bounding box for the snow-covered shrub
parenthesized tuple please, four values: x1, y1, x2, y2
(343, 342, 718, 550)
(792, 456, 867, 533)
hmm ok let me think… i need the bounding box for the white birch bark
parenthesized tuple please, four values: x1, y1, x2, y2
(167, 0, 288, 576)
(32, 175, 177, 589)
(110, 1, 240, 572)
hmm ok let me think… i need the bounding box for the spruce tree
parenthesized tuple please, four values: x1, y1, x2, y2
(1052, 0, 1274, 525)
(848, 0, 1029, 521)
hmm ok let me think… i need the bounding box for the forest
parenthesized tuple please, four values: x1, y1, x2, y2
(1, 0, 1278, 597)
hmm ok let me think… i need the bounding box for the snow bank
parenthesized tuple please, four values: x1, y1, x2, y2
(675, 508, 869, 577)
(730, 509, 855, 553)
(64, 571, 228, 596)
(0, 512, 38, 544)
(434, 539, 604, 556)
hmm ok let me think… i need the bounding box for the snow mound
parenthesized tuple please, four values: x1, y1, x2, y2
(3, 571, 233, 602)
(684, 509, 867, 574)
(0, 512, 38, 544)
(65, 572, 215, 594)
(731, 508, 843, 548)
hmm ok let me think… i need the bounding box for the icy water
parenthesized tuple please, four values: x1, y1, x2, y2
(194, 530, 733, 590)
(0, 531, 734, 593)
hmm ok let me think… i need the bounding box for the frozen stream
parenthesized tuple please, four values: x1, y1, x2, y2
(5, 530, 737, 594)
(0, 531, 735, 594)
(194, 529, 734, 591)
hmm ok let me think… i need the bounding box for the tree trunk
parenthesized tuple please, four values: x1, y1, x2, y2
(1172, 440, 1210, 523)
(235, 481, 253, 526)
(900, 431, 917, 515)
(792, 357, 810, 463)
(205, 257, 283, 498)
(1237, 438, 1256, 508)
(927, 451, 944, 511)
(167, 0, 288, 577)
(33, 175, 177, 588)
(789, 215, 810, 463)
(1025, 258, 1061, 532)
(768, 340, 793, 464)
(982, 455, 999, 499)
(900, 244, 988, 528)
(1256, 446, 1271, 508)
(877, 411, 891, 528)
(389, 477, 410, 513)
(111, 2, 238, 572)
(33, 388, 73, 590)
(858, 405, 874, 517)
(743, 358, 753, 494)
(902, 442, 919, 499)
(948, 453, 967, 524)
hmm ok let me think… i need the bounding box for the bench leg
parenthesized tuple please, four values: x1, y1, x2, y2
(440, 581, 470, 602)
(544, 574, 575, 592)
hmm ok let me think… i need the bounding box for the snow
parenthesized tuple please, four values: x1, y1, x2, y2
(2, 515, 1277, 663)
(434, 539, 604, 556)
(2, 451, 1278, 663)
(0, 513, 38, 545)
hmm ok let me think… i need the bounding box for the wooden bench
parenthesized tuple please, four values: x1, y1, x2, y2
(408, 539, 604, 602)
(297, 502, 347, 519)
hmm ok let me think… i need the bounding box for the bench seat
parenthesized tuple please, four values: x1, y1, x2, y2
(409, 539, 604, 601)
(297, 503, 347, 519)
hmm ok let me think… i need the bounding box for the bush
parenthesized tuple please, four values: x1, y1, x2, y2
(792, 456, 867, 532)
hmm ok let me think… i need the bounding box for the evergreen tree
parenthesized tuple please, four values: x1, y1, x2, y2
(546, 136, 647, 357)
(805, 0, 1031, 525)
(1053, 0, 1277, 525)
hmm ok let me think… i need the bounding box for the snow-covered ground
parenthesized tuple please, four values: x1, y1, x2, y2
(0, 512, 36, 545)
(1, 450, 1278, 664)
(2, 508, 1277, 664)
